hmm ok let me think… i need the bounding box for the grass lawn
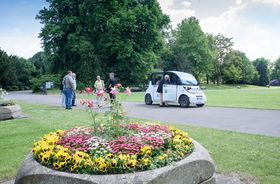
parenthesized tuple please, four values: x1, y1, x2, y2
(118, 85, 280, 110)
(0, 102, 279, 183)
(46, 84, 280, 110)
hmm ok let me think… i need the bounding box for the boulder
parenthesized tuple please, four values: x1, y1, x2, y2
(0, 104, 21, 120)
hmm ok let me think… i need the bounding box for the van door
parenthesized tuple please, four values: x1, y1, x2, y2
(163, 73, 178, 102)
(151, 73, 163, 102)
(163, 84, 177, 102)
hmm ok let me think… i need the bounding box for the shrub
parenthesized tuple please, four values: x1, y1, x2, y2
(30, 74, 61, 92)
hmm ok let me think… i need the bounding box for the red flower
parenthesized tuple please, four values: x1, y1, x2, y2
(85, 87, 93, 94)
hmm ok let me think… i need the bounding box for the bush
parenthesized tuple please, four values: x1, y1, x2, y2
(30, 74, 61, 92)
(6, 86, 19, 91)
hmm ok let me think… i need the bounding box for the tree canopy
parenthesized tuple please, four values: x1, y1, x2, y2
(37, 0, 169, 86)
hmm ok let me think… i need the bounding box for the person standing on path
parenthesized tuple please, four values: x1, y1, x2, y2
(157, 74, 170, 107)
(72, 73, 77, 106)
(107, 72, 118, 103)
(94, 75, 105, 107)
(62, 71, 75, 109)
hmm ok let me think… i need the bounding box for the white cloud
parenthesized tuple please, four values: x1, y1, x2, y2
(158, 0, 195, 27)
(158, 0, 280, 61)
(0, 34, 42, 58)
(236, 0, 243, 5)
(251, 0, 280, 7)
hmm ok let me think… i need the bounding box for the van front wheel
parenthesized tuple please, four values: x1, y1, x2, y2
(145, 94, 153, 105)
(179, 95, 190, 108)
(196, 104, 204, 107)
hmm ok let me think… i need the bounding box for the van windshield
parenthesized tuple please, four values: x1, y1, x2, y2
(176, 72, 198, 86)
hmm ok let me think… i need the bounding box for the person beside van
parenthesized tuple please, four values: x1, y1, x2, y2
(157, 74, 170, 107)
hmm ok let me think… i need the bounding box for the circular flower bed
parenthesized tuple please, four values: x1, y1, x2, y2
(32, 123, 194, 174)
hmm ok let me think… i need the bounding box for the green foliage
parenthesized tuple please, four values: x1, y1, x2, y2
(161, 17, 213, 81)
(253, 58, 270, 86)
(37, 0, 169, 86)
(271, 58, 280, 80)
(0, 48, 36, 90)
(30, 74, 61, 92)
(207, 33, 234, 84)
(29, 52, 48, 75)
(223, 50, 255, 84)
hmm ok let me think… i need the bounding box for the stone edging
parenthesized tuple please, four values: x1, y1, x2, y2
(15, 140, 215, 184)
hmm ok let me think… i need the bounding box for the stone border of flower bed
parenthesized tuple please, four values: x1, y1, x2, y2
(0, 104, 22, 121)
(15, 140, 215, 184)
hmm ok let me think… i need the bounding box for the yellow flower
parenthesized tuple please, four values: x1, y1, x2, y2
(141, 158, 151, 166)
(118, 154, 128, 161)
(41, 151, 52, 164)
(106, 154, 114, 159)
(98, 163, 107, 172)
(84, 159, 94, 167)
(56, 130, 65, 136)
(70, 164, 78, 172)
(157, 155, 164, 161)
(74, 151, 89, 159)
(53, 162, 61, 170)
(55, 150, 70, 161)
(95, 157, 105, 166)
(110, 159, 117, 168)
(139, 145, 152, 156)
(126, 159, 137, 168)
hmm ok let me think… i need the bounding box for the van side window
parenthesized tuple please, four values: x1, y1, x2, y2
(151, 74, 163, 85)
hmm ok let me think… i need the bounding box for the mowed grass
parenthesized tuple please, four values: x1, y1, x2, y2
(0, 102, 280, 183)
(119, 86, 280, 110)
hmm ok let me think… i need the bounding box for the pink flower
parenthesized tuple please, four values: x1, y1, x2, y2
(96, 89, 104, 96)
(87, 100, 94, 108)
(124, 87, 131, 95)
(110, 87, 118, 95)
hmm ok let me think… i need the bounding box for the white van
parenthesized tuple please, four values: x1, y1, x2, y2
(144, 71, 206, 107)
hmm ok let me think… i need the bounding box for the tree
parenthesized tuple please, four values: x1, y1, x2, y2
(223, 50, 255, 84)
(37, 0, 169, 86)
(0, 48, 36, 90)
(0, 49, 17, 88)
(162, 17, 213, 81)
(29, 52, 47, 75)
(253, 58, 270, 86)
(207, 33, 233, 84)
(271, 58, 280, 80)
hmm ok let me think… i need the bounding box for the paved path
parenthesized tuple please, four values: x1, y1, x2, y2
(7, 91, 280, 137)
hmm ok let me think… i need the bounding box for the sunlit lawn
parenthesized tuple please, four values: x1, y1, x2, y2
(117, 86, 280, 110)
(0, 102, 279, 184)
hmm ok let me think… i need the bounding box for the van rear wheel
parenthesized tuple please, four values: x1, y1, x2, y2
(179, 95, 190, 108)
(145, 94, 153, 105)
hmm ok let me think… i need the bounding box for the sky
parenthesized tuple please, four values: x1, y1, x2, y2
(0, 0, 280, 61)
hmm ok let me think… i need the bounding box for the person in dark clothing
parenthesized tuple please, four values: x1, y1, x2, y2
(157, 74, 170, 107)
(107, 72, 118, 103)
